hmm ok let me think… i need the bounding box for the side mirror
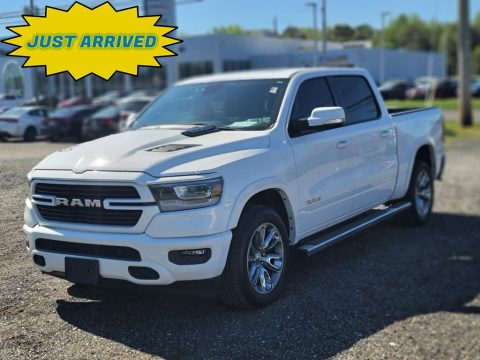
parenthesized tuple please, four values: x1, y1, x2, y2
(306, 107, 346, 127)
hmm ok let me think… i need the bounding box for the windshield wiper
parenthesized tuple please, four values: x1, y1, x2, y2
(181, 124, 239, 137)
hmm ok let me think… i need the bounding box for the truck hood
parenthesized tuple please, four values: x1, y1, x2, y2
(34, 129, 271, 177)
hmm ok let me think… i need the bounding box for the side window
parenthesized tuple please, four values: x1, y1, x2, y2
(329, 76, 380, 124)
(290, 77, 335, 121)
(28, 110, 40, 117)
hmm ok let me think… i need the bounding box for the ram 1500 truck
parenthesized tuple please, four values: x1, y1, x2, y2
(24, 68, 445, 308)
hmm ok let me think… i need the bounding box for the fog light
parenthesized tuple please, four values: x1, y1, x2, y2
(168, 248, 211, 265)
(33, 254, 46, 267)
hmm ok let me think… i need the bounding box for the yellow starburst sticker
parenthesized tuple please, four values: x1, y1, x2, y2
(2, 1, 181, 80)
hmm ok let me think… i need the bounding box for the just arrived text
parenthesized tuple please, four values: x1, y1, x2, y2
(26, 34, 157, 49)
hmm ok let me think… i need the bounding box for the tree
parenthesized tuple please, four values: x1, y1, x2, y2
(212, 25, 246, 35)
(329, 24, 354, 42)
(382, 14, 432, 50)
(354, 24, 374, 40)
(281, 26, 321, 40)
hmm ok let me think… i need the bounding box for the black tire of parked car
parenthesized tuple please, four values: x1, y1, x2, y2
(402, 160, 434, 226)
(219, 204, 289, 308)
(23, 127, 37, 142)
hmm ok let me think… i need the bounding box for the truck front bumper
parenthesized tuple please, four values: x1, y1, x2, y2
(23, 224, 232, 286)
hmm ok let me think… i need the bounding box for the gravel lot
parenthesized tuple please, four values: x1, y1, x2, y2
(0, 140, 479, 360)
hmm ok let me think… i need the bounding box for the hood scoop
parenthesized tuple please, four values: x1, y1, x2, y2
(147, 144, 200, 153)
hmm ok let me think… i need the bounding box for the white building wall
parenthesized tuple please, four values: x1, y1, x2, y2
(251, 48, 446, 83)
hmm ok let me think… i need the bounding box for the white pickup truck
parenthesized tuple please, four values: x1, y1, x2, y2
(24, 68, 445, 308)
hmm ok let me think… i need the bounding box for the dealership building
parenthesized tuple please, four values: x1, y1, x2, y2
(0, 0, 445, 100)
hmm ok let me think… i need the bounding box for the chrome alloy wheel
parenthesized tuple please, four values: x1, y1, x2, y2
(246, 223, 284, 294)
(415, 169, 433, 218)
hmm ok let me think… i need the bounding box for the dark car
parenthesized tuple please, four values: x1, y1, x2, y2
(82, 97, 153, 140)
(379, 80, 414, 100)
(435, 79, 457, 99)
(44, 105, 101, 141)
(57, 96, 91, 108)
(406, 78, 457, 100)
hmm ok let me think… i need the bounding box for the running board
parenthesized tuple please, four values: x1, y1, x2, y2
(297, 202, 412, 256)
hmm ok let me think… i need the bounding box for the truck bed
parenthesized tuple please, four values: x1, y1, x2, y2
(388, 107, 437, 116)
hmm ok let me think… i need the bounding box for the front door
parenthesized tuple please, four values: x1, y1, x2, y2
(288, 77, 357, 237)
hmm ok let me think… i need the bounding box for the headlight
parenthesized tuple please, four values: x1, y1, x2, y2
(149, 177, 223, 212)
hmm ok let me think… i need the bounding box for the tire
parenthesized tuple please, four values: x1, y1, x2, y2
(402, 160, 434, 226)
(23, 127, 37, 142)
(220, 204, 289, 308)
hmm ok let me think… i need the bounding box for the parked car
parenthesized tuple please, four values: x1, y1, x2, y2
(25, 68, 444, 308)
(83, 96, 154, 139)
(379, 79, 414, 100)
(406, 77, 457, 100)
(405, 77, 434, 99)
(470, 79, 480, 97)
(0, 106, 48, 141)
(0, 93, 24, 113)
(22, 94, 58, 108)
(435, 79, 457, 98)
(57, 96, 91, 108)
(44, 105, 100, 141)
(118, 96, 155, 131)
(92, 90, 126, 106)
(127, 89, 161, 98)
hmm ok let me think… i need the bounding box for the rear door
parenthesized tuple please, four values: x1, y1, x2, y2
(328, 75, 397, 212)
(26, 109, 47, 131)
(288, 77, 357, 236)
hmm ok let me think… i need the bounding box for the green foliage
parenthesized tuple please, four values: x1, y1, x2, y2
(212, 25, 246, 35)
(353, 24, 374, 40)
(329, 24, 354, 42)
(214, 12, 480, 76)
(282, 26, 321, 40)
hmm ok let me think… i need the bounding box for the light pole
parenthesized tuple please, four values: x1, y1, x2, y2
(380, 11, 391, 85)
(458, 0, 473, 127)
(321, 0, 327, 65)
(305, 2, 318, 67)
(29, 0, 39, 101)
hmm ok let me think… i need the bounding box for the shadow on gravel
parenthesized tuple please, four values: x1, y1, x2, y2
(56, 212, 480, 360)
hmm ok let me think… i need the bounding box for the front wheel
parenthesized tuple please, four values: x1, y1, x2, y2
(402, 161, 434, 226)
(23, 127, 37, 142)
(220, 205, 289, 308)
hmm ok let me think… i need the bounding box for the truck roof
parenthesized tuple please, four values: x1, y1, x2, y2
(177, 67, 369, 85)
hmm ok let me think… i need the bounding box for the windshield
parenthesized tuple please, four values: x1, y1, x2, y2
(92, 101, 148, 119)
(50, 107, 87, 117)
(92, 105, 119, 119)
(131, 79, 288, 131)
(0, 107, 27, 117)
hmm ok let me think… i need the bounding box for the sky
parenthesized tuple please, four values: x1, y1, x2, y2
(1, 0, 480, 36)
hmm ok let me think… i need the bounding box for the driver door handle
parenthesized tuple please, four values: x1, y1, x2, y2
(380, 129, 391, 138)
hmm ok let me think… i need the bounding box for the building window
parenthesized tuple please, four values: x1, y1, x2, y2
(178, 61, 213, 80)
(2, 61, 24, 96)
(223, 60, 251, 72)
(131, 67, 166, 91)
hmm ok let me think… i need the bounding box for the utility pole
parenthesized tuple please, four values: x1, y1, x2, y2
(458, 0, 473, 127)
(321, 0, 327, 65)
(380, 11, 391, 85)
(305, 2, 318, 67)
(273, 16, 278, 36)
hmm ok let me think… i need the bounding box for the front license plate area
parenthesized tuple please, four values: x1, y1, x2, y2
(65, 258, 99, 285)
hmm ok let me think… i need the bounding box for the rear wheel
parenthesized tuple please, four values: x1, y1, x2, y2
(23, 127, 37, 142)
(402, 161, 434, 226)
(220, 205, 288, 308)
